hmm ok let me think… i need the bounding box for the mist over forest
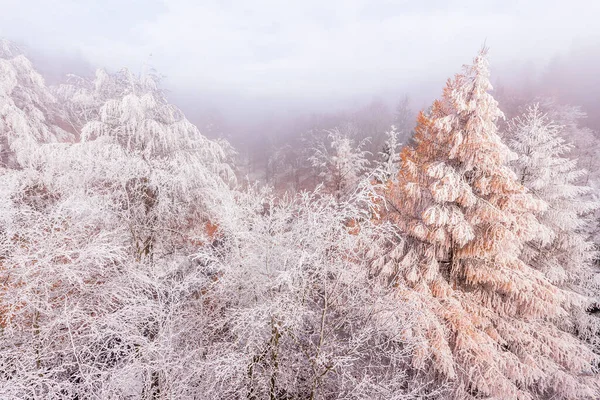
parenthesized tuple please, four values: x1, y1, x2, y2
(1, 1, 600, 399)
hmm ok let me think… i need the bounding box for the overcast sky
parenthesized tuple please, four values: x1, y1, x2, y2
(1, 0, 599, 119)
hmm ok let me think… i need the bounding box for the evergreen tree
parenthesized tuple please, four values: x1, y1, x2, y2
(382, 49, 599, 399)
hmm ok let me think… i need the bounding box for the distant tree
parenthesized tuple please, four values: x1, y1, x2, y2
(376, 125, 402, 182)
(309, 127, 371, 203)
(351, 99, 393, 156)
(393, 95, 415, 143)
(266, 143, 308, 192)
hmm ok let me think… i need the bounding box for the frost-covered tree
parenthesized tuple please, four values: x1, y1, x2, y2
(0, 159, 233, 398)
(69, 67, 235, 261)
(382, 49, 599, 399)
(377, 125, 402, 182)
(51, 72, 101, 134)
(190, 184, 435, 400)
(537, 98, 600, 189)
(0, 39, 69, 168)
(309, 128, 371, 203)
(507, 104, 600, 346)
(0, 166, 132, 398)
(0, 59, 237, 398)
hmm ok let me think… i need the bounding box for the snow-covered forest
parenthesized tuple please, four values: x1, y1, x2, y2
(0, 37, 599, 400)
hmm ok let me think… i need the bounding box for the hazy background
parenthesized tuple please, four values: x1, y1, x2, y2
(2, 0, 600, 136)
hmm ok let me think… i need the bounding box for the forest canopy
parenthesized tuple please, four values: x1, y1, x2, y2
(0, 39, 599, 400)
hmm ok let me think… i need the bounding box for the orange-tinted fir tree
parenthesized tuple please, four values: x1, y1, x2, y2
(380, 49, 599, 400)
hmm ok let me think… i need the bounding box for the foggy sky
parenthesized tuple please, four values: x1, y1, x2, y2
(2, 0, 600, 125)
